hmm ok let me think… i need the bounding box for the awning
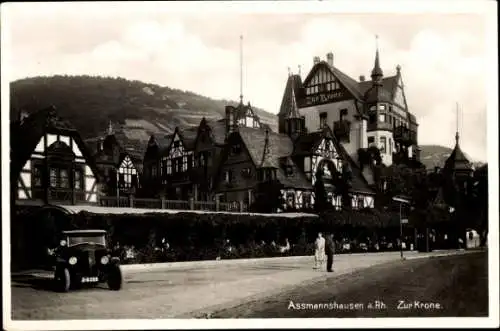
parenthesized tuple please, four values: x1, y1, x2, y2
(49, 204, 320, 218)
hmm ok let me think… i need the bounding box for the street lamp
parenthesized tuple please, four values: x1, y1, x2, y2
(393, 196, 410, 259)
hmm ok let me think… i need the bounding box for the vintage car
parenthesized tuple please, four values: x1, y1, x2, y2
(51, 229, 122, 292)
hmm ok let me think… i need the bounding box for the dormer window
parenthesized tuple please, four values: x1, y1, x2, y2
(241, 168, 252, 178)
(173, 141, 180, 148)
(285, 165, 294, 177)
(231, 143, 241, 155)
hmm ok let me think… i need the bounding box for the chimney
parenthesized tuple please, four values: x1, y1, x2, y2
(326, 52, 334, 66)
(359, 75, 366, 82)
(313, 56, 320, 65)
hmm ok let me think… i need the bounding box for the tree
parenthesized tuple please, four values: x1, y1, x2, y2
(314, 170, 329, 212)
(250, 180, 285, 213)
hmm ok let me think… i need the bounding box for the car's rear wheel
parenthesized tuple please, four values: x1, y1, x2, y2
(55, 267, 71, 292)
(107, 265, 122, 291)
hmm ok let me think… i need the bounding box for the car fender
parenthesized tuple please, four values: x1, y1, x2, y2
(109, 256, 121, 266)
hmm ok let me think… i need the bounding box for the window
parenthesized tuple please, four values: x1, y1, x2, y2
(357, 197, 365, 209)
(173, 141, 180, 148)
(368, 137, 375, 146)
(379, 114, 386, 123)
(131, 174, 138, 188)
(286, 192, 296, 208)
(224, 170, 233, 183)
(380, 137, 387, 153)
(60, 169, 69, 188)
(50, 168, 57, 188)
(340, 108, 348, 120)
(379, 104, 386, 110)
(320, 112, 327, 128)
(118, 156, 136, 188)
(231, 144, 241, 155)
(389, 138, 393, 154)
(303, 192, 312, 209)
(167, 159, 172, 174)
(369, 113, 377, 124)
(162, 159, 168, 176)
(187, 155, 193, 171)
(33, 166, 42, 187)
(74, 170, 82, 190)
(152, 165, 157, 177)
(241, 168, 251, 178)
(285, 165, 294, 177)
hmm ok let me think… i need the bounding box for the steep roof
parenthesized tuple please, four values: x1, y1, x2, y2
(178, 125, 198, 150)
(278, 74, 303, 117)
(238, 127, 312, 189)
(443, 137, 473, 173)
(205, 119, 227, 145)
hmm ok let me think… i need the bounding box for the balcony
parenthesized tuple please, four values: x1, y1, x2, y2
(333, 120, 351, 142)
(367, 121, 393, 132)
(393, 125, 417, 146)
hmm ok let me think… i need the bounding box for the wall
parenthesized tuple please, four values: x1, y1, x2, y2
(367, 130, 394, 166)
(299, 99, 363, 161)
(16, 132, 98, 203)
(214, 134, 257, 204)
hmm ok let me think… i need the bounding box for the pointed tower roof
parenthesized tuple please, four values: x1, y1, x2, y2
(371, 35, 384, 84)
(443, 104, 473, 174)
(278, 74, 303, 117)
(288, 81, 301, 119)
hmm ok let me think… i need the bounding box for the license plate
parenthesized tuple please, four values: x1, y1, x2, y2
(82, 277, 99, 283)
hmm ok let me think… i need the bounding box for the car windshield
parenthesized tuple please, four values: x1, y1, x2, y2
(67, 235, 106, 246)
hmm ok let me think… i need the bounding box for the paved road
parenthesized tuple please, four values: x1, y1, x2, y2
(10, 250, 469, 320)
(211, 252, 488, 318)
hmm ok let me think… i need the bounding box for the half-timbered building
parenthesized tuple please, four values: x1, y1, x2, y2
(213, 85, 376, 211)
(10, 106, 100, 206)
(281, 47, 420, 174)
(85, 124, 144, 198)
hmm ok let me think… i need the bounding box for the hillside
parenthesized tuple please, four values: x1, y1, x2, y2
(10, 75, 279, 143)
(10, 76, 480, 169)
(418, 144, 482, 170)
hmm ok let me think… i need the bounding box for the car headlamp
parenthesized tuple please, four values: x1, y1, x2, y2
(100, 256, 109, 265)
(69, 256, 78, 265)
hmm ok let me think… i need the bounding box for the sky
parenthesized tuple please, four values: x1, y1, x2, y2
(2, 1, 496, 162)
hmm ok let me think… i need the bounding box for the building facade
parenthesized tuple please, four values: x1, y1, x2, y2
(85, 124, 143, 198)
(285, 49, 419, 175)
(10, 106, 100, 206)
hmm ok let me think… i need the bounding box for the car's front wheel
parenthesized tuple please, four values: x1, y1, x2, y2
(107, 265, 122, 291)
(54, 267, 71, 292)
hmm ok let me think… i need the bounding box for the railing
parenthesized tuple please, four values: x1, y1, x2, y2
(132, 198, 163, 209)
(96, 196, 249, 213)
(99, 196, 130, 208)
(193, 200, 217, 212)
(394, 126, 417, 146)
(47, 189, 85, 202)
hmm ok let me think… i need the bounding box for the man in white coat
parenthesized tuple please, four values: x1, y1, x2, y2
(313, 232, 326, 269)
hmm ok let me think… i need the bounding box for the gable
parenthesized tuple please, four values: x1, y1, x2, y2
(167, 131, 185, 158)
(303, 63, 356, 107)
(393, 77, 407, 109)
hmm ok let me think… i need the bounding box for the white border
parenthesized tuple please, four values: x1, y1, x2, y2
(2, 1, 499, 330)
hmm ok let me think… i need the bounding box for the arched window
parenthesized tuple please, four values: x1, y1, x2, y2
(118, 156, 137, 189)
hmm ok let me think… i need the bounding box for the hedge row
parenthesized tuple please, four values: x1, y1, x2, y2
(11, 206, 454, 268)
